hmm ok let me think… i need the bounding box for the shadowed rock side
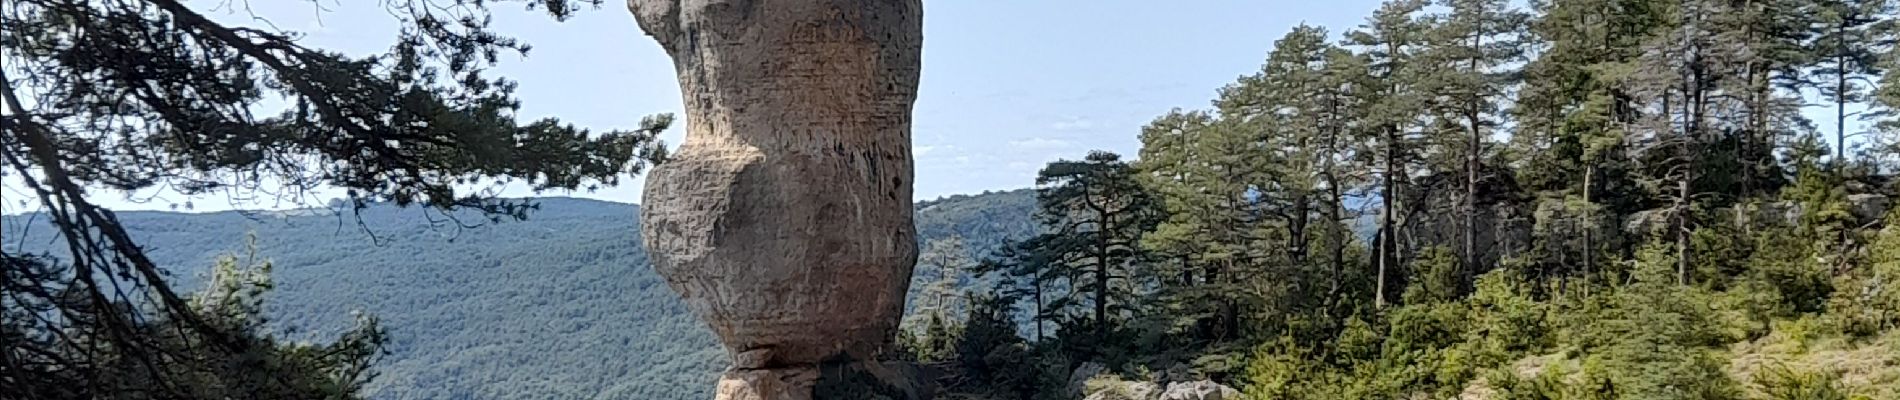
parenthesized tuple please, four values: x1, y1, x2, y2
(629, 0, 924, 398)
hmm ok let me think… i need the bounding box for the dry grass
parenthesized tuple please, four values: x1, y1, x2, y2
(1459, 326, 1896, 400)
(1727, 321, 1899, 399)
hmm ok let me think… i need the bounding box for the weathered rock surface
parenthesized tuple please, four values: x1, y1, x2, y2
(1624, 194, 1894, 236)
(629, 0, 924, 398)
(1082, 378, 1239, 400)
(1066, 362, 1107, 399)
(1158, 381, 1240, 400)
(1083, 381, 1161, 400)
(1384, 170, 1535, 267)
(1849, 194, 1891, 222)
(716, 368, 821, 400)
(713, 364, 921, 400)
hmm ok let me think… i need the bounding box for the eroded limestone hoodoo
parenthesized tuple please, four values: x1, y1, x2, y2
(629, 0, 922, 397)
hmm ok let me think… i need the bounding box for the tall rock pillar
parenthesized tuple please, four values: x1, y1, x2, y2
(629, 0, 922, 398)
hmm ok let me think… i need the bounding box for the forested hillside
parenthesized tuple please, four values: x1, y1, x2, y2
(915, 189, 1041, 256)
(1, 191, 1038, 400)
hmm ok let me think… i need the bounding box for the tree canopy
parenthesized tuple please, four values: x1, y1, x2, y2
(1, 1, 669, 397)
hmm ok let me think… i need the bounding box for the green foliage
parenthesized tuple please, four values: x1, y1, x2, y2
(918, 313, 964, 363)
(1054, 7, 1900, 383)
(983, 150, 1161, 352)
(1242, 336, 1340, 400)
(1460, 269, 1553, 363)
(3, 0, 671, 214)
(4, 200, 726, 399)
(934, 294, 1073, 400)
(972, 0, 1900, 397)
(1135, 110, 1265, 345)
(3, 242, 385, 399)
(1787, 136, 1859, 253)
(1744, 226, 1838, 317)
(1238, 269, 1551, 400)
(6, 193, 1041, 399)
(1406, 246, 1466, 304)
(1489, 362, 1584, 400)
(1565, 245, 1743, 400)
(1, 2, 671, 397)
(915, 189, 1041, 258)
(1754, 365, 1855, 400)
(906, 236, 978, 345)
(1829, 210, 1900, 336)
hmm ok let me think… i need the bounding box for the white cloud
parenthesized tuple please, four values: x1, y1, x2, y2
(914, 144, 957, 158)
(1049, 117, 1097, 132)
(1008, 137, 1071, 151)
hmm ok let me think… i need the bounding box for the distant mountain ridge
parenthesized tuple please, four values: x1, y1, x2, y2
(2, 191, 1037, 400)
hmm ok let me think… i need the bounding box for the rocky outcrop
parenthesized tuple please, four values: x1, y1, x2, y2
(1849, 194, 1892, 222)
(1158, 381, 1241, 400)
(629, 0, 924, 398)
(1623, 194, 1894, 236)
(1385, 170, 1536, 268)
(1082, 378, 1239, 400)
(1083, 381, 1161, 400)
(1066, 362, 1108, 399)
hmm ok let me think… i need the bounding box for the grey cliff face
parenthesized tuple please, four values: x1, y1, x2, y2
(629, 0, 924, 379)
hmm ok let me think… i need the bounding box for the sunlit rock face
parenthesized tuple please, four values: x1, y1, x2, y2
(629, 0, 922, 398)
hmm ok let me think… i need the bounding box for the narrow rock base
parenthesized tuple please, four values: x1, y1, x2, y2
(716, 368, 819, 400)
(715, 362, 928, 400)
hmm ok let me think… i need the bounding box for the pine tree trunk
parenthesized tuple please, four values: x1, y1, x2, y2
(1582, 165, 1594, 296)
(1293, 192, 1311, 265)
(1464, 24, 1483, 295)
(1219, 257, 1240, 340)
(1328, 176, 1345, 299)
(1096, 200, 1112, 345)
(1205, 261, 1224, 337)
(1327, 93, 1346, 300)
(1095, 253, 1110, 344)
(1836, 22, 1849, 167)
(1685, 34, 1707, 287)
(1034, 280, 1046, 341)
(1676, 82, 1695, 287)
(1466, 110, 1480, 291)
(1746, 1, 1768, 198)
(1181, 255, 1195, 287)
(1678, 177, 1690, 285)
(1378, 125, 1398, 309)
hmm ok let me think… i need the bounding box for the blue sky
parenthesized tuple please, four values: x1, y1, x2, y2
(5, 0, 1370, 212)
(2, 0, 1876, 213)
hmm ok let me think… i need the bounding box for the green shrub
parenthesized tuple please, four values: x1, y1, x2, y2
(1754, 365, 1855, 400)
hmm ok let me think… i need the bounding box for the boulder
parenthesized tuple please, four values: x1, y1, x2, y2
(1066, 362, 1107, 399)
(1726, 201, 1801, 230)
(1082, 378, 1239, 400)
(1083, 381, 1161, 400)
(1850, 194, 1891, 223)
(1158, 381, 1241, 400)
